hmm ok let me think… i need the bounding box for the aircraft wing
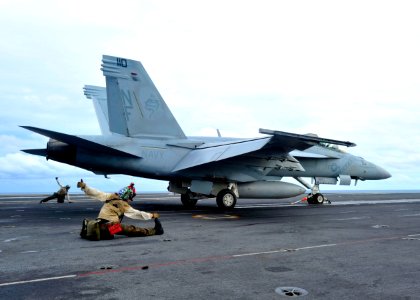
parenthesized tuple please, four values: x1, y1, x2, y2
(259, 128, 356, 150)
(171, 128, 355, 172)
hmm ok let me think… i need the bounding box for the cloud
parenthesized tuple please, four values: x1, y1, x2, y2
(0, 152, 83, 179)
(0, 0, 419, 193)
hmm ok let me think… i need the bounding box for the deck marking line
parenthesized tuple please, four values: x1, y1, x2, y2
(0, 275, 76, 287)
(3, 233, 420, 285)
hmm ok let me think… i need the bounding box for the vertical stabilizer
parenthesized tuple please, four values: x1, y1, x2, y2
(83, 85, 110, 135)
(101, 55, 186, 139)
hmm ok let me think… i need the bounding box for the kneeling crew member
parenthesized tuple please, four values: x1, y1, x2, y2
(77, 179, 163, 238)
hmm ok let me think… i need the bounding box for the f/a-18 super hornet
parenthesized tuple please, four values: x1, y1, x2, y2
(22, 55, 391, 209)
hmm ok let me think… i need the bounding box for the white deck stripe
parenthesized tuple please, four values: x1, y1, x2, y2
(0, 275, 76, 287)
(233, 249, 288, 257)
(233, 243, 337, 258)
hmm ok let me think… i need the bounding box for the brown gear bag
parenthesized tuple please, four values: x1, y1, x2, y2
(80, 219, 101, 241)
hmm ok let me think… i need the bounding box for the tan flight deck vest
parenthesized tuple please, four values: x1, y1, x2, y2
(57, 187, 68, 196)
(97, 199, 132, 223)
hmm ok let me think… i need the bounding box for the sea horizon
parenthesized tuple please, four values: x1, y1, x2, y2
(1, 189, 420, 196)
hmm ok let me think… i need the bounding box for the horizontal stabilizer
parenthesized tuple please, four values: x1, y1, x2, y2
(260, 128, 356, 148)
(21, 149, 47, 156)
(20, 126, 139, 158)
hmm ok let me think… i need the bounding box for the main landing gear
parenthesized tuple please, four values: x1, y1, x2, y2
(216, 189, 237, 209)
(177, 187, 238, 210)
(180, 192, 198, 209)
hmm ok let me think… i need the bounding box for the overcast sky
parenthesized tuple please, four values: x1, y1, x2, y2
(0, 0, 419, 194)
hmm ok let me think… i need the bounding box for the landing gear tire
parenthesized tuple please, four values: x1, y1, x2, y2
(309, 193, 324, 204)
(181, 193, 198, 209)
(307, 194, 314, 204)
(216, 189, 237, 209)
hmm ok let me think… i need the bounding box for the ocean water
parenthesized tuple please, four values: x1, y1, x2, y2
(1, 190, 420, 196)
(322, 190, 420, 194)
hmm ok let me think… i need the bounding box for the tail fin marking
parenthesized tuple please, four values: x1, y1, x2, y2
(101, 55, 186, 139)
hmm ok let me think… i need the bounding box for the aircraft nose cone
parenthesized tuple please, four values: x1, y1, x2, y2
(360, 159, 391, 180)
(367, 163, 391, 180)
(377, 166, 391, 179)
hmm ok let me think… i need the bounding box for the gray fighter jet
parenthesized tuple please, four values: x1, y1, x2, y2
(22, 55, 391, 209)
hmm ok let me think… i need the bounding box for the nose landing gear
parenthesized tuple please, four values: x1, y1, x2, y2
(294, 177, 331, 205)
(307, 192, 328, 204)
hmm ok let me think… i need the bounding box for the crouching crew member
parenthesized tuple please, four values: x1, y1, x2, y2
(77, 179, 163, 240)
